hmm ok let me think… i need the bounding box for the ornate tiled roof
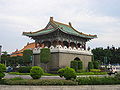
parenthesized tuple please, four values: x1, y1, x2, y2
(23, 17, 97, 39)
(11, 42, 35, 57)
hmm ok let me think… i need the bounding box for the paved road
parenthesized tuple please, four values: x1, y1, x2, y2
(4, 74, 64, 79)
(4, 74, 112, 79)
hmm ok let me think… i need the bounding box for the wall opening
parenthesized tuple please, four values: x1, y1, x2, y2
(74, 57, 80, 61)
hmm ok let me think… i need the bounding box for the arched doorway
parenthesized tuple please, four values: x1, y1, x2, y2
(74, 57, 80, 61)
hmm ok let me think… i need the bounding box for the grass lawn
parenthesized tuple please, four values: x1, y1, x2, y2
(9, 71, 107, 76)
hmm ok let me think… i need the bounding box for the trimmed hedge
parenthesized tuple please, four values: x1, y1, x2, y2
(78, 61, 83, 70)
(58, 67, 76, 80)
(70, 60, 78, 71)
(4, 79, 78, 85)
(76, 77, 120, 85)
(40, 48, 51, 64)
(18, 66, 32, 73)
(30, 66, 44, 79)
(70, 60, 83, 71)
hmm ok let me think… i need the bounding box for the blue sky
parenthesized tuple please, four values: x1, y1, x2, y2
(0, 0, 120, 53)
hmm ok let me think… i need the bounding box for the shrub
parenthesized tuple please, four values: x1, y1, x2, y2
(58, 67, 76, 80)
(18, 66, 31, 73)
(70, 60, 78, 71)
(0, 64, 6, 72)
(70, 60, 83, 71)
(0, 73, 5, 79)
(40, 48, 51, 64)
(57, 68, 65, 77)
(115, 73, 120, 80)
(93, 61, 100, 69)
(0, 64, 6, 79)
(88, 62, 94, 70)
(78, 61, 83, 70)
(30, 66, 44, 79)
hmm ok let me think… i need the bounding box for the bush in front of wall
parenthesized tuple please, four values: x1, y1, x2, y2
(58, 67, 76, 80)
(30, 66, 44, 79)
(70, 60, 78, 71)
(70, 60, 83, 71)
(0, 64, 6, 79)
(78, 61, 83, 70)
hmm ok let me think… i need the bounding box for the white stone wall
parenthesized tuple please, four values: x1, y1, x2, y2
(33, 45, 92, 55)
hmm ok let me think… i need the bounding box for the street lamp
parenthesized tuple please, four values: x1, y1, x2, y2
(0, 45, 2, 63)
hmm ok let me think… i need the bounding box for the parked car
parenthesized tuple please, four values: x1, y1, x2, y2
(6, 66, 13, 73)
(108, 66, 120, 75)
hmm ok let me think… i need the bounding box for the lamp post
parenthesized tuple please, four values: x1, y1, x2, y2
(0, 45, 2, 63)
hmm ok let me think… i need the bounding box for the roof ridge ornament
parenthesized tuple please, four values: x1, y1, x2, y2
(50, 17, 53, 21)
(69, 22, 72, 27)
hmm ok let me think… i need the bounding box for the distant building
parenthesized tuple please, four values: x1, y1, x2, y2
(23, 17, 97, 71)
(11, 42, 35, 57)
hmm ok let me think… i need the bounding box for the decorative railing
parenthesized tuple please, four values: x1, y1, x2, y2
(33, 45, 92, 55)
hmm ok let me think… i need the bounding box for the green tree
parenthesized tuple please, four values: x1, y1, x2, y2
(40, 48, 51, 71)
(92, 46, 120, 64)
(1, 51, 10, 66)
(92, 48, 105, 63)
(0, 64, 6, 79)
(23, 49, 33, 66)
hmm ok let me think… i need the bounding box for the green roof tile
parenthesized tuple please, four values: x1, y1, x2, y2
(23, 17, 97, 39)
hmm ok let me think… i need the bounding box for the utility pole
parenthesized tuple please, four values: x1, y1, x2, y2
(0, 45, 2, 63)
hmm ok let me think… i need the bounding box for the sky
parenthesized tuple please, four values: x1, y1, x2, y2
(0, 0, 120, 53)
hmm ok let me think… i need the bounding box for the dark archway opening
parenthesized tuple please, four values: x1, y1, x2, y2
(43, 41, 51, 48)
(70, 42, 76, 48)
(74, 57, 80, 61)
(63, 41, 69, 48)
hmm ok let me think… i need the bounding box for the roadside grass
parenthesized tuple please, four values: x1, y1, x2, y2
(9, 72, 107, 76)
(76, 72, 107, 75)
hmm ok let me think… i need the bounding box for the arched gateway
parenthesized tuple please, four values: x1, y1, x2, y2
(23, 17, 97, 71)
